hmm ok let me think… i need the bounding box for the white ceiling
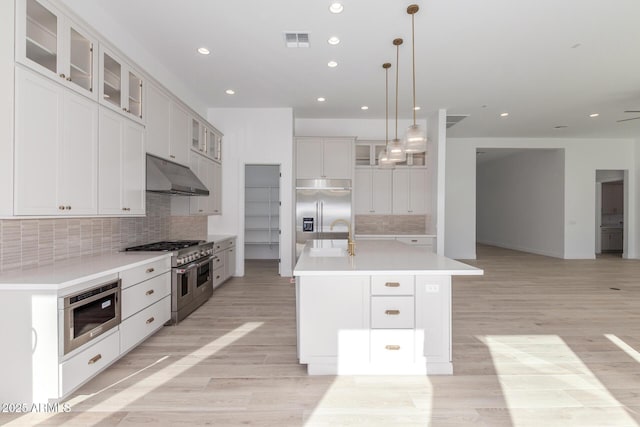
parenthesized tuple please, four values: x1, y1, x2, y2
(62, 0, 640, 138)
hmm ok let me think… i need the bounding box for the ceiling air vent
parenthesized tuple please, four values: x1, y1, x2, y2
(446, 115, 468, 129)
(284, 32, 310, 48)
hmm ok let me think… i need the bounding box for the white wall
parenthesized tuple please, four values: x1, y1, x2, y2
(446, 138, 637, 260)
(295, 118, 424, 139)
(207, 108, 294, 276)
(476, 150, 565, 258)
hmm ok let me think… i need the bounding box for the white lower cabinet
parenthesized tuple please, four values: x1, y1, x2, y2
(297, 273, 451, 375)
(120, 296, 170, 354)
(212, 237, 236, 288)
(119, 260, 171, 354)
(59, 330, 120, 396)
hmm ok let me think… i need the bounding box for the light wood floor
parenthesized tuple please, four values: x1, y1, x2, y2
(4, 248, 640, 426)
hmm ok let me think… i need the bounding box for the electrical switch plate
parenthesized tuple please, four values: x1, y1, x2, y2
(425, 284, 439, 293)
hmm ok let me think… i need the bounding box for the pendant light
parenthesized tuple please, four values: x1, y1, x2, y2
(378, 62, 395, 168)
(404, 4, 427, 153)
(388, 38, 406, 162)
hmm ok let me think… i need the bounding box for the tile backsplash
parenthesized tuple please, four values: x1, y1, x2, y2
(355, 215, 430, 235)
(0, 193, 207, 273)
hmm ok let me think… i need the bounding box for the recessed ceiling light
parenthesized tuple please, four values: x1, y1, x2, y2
(414, 106, 421, 111)
(329, 2, 343, 13)
(327, 61, 338, 68)
(589, 113, 599, 118)
(197, 47, 210, 55)
(317, 97, 326, 102)
(225, 89, 235, 95)
(328, 36, 340, 45)
(500, 112, 509, 117)
(361, 106, 369, 110)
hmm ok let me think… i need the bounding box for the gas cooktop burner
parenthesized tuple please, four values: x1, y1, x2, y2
(125, 240, 204, 252)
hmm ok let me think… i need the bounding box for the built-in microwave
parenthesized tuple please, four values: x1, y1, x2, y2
(62, 279, 121, 355)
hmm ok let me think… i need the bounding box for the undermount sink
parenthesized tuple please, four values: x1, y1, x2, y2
(309, 239, 348, 257)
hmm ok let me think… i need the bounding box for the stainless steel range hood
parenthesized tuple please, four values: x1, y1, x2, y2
(146, 154, 209, 196)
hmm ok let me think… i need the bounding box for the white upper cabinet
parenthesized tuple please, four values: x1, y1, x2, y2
(191, 118, 223, 163)
(170, 102, 190, 165)
(98, 107, 145, 215)
(14, 67, 97, 215)
(296, 137, 353, 180)
(392, 168, 428, 215)
(99, 46, 144, 123)
(188, 152, 220, 216)
(146, 81, 171, 159)
(355, 168, 393, 214)
(16, 0, 98, 100)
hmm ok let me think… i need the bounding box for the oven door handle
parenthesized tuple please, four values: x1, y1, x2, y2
(177, 255, 214, 273)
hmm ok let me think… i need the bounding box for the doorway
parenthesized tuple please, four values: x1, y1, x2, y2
(595, 170, 625, 258)
(244, 165, 281, 274)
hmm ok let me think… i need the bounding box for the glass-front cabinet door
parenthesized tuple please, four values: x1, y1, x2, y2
(192, 118, 202, 151)
(68, 27, 94, 93)
(204, 127, 222, 161)
(18, 0, 97, 99)
(128, 70, 143, 119)
(99, 47, 144, 123)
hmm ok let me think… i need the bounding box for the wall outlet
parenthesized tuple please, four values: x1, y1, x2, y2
(425, 284, 440, 293)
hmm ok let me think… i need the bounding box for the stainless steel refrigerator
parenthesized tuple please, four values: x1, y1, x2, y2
(295, 179, 352, 255)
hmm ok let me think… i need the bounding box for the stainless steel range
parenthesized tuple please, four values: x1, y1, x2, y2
(125, 240, 215, 324)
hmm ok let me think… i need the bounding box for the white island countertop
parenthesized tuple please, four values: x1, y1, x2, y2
(294, 239, 483, 277)
(0, 252, 171, 292)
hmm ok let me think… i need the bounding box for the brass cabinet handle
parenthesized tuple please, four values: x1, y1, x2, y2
(146, 317, 155, 324)
(170, 155, 176, 159)
(145, 289, 154, 296)
(65, 206, 71, 210)
(66, 77, 71, 81)
(216, 275, 220, 279)
(385, 309, 400, 315)
(411, 239, 418, 243)
(59, 73, 66, 78)
(199, 209, 203, 212)
(385, 282, 400, 287)
(146, 268, 155, 273)
(88, 354, 102, 365)
(58, 205, 65, 210)
(385, 345, 401, 351)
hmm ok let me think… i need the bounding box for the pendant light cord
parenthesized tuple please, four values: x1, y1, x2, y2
(395, 43, 399, 140)
(385, 67, 389, 144)
(412, 13, 416, 126)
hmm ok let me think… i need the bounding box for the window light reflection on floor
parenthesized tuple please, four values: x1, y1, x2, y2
(4, 322, 264, 426)
(478, 335, 636, 426)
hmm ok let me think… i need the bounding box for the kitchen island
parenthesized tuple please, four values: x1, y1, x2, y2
(293, 239, 482, 375)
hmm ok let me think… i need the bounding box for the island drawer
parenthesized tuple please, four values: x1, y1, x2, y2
(371, 276, 414, 295)
(371, 296, 414, 329)
(370, 329, 415, 364)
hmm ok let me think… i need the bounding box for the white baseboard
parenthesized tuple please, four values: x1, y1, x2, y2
(477, 239, 564, 259)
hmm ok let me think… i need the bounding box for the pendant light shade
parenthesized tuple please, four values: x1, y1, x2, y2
(389, 38, 406, 162)
(379, 62, 395, 168)
(404, 4, 427, 154)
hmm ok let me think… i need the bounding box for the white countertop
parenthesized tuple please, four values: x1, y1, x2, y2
(207, 234, 236, 242)
(356, 234, 436, 238)
(294, 240, 483, 277)
(0, 252, 171, 291)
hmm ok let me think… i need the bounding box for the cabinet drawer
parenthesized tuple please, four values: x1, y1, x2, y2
(370, 329, 415, 364)
(120, 296, 170, 354)
(121, 272, 171, 319)
(214, 238, 235, 253)
(212, 254, 224, 270)
(212, 266, 225, 289)
(371, 276, 414, 295)
(120, 257, 171, 289)
(396, 236, 434, 247)
(59, 330, 120, 396)
(371, 296, 415, 329)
